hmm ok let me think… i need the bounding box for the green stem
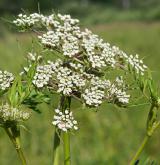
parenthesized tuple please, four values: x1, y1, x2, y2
(130, 104, 160, 164)
(62, 96, 71, 165)
(63, 132, 71, 165)
(52, 96, 72, 165)
(52, 129, 61, 165)
(129, 135, 149, 165)
(4, 127, 27, 165)
(15, 136, 27, 165)
(53, 146, 60, 165)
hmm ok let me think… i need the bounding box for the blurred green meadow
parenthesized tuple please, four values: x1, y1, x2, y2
(0, 21, 160, 165)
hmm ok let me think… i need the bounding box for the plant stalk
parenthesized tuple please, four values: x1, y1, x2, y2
(52, 129, 61, 165)
(52, 96, 72, 165)
(63, 132, 71, 165)
(4, 127, 27, 165)
(130, 104, 160, 164)
(129, 135, 149, 165)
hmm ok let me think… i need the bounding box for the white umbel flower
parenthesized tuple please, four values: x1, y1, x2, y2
(82, 87, 104, 107)
(33, 64, 53, 88)
(14, 12, 148, 75)
(52, 108, 78, 131)
(38, 31, 60, 48)
(0, 103, 30, 122)
(127, 54, 147, 75)
(106, 77, 130, 104)
(14, 12, 148, 108)
(0, 70, 14, 90)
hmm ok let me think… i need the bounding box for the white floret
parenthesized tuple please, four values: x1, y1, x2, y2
(52, 108, 78, 131)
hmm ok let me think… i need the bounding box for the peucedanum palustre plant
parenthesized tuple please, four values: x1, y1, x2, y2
(0, 12, 159, 164)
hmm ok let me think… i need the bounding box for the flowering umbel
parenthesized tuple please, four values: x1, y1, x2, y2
(13, 12, 148, 131)
(0, 103, 30, 122)
(0, 70, 14, 90)
(52, 109, 78, 131)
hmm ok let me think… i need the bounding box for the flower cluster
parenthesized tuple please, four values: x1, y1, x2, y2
(82, 76, 130, 107)
(127, 54, 147, 75)
(13, 13, 148, 106)
(0, 103, 30, 122)
(33, 60, 86, 95)
(82, 77, 110, 107)
(33, 64, 54, 88)
(13, 13, 60, 28)
(82, 87, 104, 107)
(13, 12, 147, 74)
(13, 13, 41, 27)
(13, 12, 150, 132)
(106, 77, 130, 104)
(38, 31, 60, 49)
(52, 108, 78, 131)
(0, 70, 14, 90)
(56, 66, 86, 95)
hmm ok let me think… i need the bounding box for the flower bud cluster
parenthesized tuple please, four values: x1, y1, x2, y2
(52, 108, 78, 131)
(0, 70, 14, 90)
(0, 103, 30, 122)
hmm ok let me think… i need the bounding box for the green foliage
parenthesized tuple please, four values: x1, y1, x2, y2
(22, 90, 51, 113)
(8, 76, 24, 107)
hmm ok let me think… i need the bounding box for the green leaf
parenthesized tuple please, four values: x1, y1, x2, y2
(8, 77, 19, 106)
(22, 90, 51, 113)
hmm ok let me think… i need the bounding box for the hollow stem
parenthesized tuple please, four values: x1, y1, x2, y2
(129, 135, 149, 165)
(4, 127, 27, 165)
(62, 97, 71, 165)
(63, 132, 71, 165)
(52, 129, 61, 165)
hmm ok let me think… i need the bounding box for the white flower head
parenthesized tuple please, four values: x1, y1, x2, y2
(0, 70, 14, 90)
(13, 12, 148, 109)
(52, 108, 78, 131)
(0, 103, 31, 122)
